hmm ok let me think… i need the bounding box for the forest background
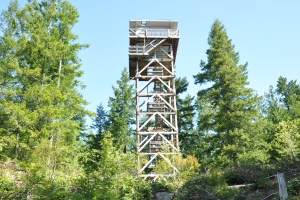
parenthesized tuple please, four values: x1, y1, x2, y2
(1, 0, 300, 199)
(3, 0, 300, 122)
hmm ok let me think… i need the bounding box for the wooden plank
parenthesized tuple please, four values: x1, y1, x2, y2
(227, 183, 255, 188)
(277, 173, 288, 200)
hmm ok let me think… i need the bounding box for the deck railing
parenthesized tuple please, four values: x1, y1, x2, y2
(128, 38, 164, 54)
(129, 29, 180, 38)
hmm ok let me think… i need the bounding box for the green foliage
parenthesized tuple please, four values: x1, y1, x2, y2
(175, 155, 200, 175)
(194, 19, 259, 133)
(263, 86, 286, 124)
(91, 103, 107, 135)
(83, 103, 108, 171)
(0, 0, 90, 198)
(287, 176, 300, 199)
(1, 2, 300, 199)
(0, 176, 16, 200)
(224, 163, 266, 186)
(260, 88, 283, 160)
(152, 154, 200, 195)
(77, 132, 149, 199)
(193, 19, 260, 167)
(176, 77, 196, 154)
(262, 78, 300, 162)
(272, 119, 300, 161)
(0, 160, 22, 200)
(107, 67, 135, 151)
(276, 77, 300, 118)
(177, 169, 261, 200)
(135, 180, 154, 200)
(177, 172, 234, 200)
(0, 0, 90, 159)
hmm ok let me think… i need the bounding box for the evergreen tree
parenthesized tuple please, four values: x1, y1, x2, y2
(83, 103, 108, 171)
(89, 103, 107, 150)
(273, 119, 300, 161)
(91, 103, 107, 134)
(77, 132, 141, 199)
(263, 86, 284, 126)
(0, 0, 90, 198)
(107, 67, 135, 152)
(276, 76, 300, 119)
(261, 86, 285, 160)
(175, 77, 196, 155)
(263, 77, 300, 161)
(193, 19, 260, 166)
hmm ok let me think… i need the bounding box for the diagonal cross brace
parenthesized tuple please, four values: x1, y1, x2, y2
(138, 93, 175, 112)
(139, 153, 158, 173)
(137, 76, 155, 94)
(158, 153, 179, 173)
(139, 133, 158, 152)
(158, 132, 179, 152)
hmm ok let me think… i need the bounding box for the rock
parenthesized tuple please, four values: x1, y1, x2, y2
(154, 192, 175, 200)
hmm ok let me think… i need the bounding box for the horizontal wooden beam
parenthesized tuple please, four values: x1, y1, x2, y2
(138, 93, 175, 97)
(137, 132, 178, 135)
(136, 75, 174, 80)
(138, 112, 176, 115)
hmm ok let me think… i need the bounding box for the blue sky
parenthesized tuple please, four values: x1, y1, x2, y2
(1, 0, 300, 127)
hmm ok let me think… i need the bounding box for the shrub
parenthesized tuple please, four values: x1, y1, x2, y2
(287, 176, 300, 198)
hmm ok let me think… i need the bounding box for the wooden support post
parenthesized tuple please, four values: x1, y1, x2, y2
(129, 20, 180, 180)
(277, 172, 288, 200)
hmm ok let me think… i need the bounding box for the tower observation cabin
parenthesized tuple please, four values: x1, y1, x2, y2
(128, 20, 180, 180)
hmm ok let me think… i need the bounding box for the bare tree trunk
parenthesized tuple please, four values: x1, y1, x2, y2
(15, 131, 19, 159)
(47, 134, 54, 166)
(41, 71, 45, 87)
(50, 157, 57, 182)
(57, 59, 62, 88)
(288, 134, 296, 159)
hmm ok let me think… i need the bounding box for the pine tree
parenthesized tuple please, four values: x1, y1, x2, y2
(193, 19, 260, 166)
(276, 76, 300, 119)
(0, 0, 90, 197)
(273, 119, 300, 161)
(264, 77, 300, 161)
(107, 67, 135, 152)
(91, 103, 108, 134)
(175, 77, 196, 155)
(80, 132, 138, 199)
(83, 103, 108, 171)
(89, 103, 107, 150)
(261, 86, 285, 160)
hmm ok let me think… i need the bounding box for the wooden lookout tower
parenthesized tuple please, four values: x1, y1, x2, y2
(128, 20, 180, 180)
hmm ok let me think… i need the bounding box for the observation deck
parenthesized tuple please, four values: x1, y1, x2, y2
(129, 20, 180, 79)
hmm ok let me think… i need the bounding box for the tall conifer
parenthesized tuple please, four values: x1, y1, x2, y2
(194, 19, 260, 165)
(175, 77, 196, 155)
(0, 0, 90, 197)
(107, 67, 135, 152)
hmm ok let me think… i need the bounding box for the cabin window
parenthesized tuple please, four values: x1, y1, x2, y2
(141, 21, 147, 26)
